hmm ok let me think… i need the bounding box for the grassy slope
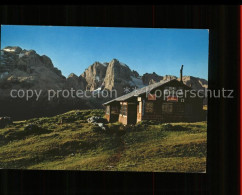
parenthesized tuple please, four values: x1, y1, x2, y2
(0, 109, 207, 172)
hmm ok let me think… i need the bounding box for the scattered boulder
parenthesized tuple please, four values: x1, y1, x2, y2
(96, 123, 106, 130)
(23, 124, 51, 136)
(87, 116, 108, 131)
(70, 153, 75, 157)
(24, 124, 41, 131)
(94, 123, 106, 131)
(162, 123, 174, 131)
(0, 116, 13, 128)
(87, 116, 107, 124)
(75, 112, 82, 116)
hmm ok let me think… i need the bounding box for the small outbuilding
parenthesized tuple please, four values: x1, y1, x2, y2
(103, 66, 206, 125)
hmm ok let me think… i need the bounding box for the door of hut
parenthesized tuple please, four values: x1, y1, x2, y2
(128, 103, 137, 124)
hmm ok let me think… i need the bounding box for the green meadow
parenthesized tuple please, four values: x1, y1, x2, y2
(0, 109, 206, 172)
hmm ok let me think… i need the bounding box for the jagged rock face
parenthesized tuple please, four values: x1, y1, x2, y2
(163, 75, 178, 81)
(148, 79, 157, 85)
(103, 59, 136, 94)
(142, 72, 163, 85)
(103, 62, 109, 66)
(81, 59, 208, 96)
(81, 59, 144, 95)
(181, 76, 208, 90)
(132, 70, 139, 78)
(0, 46, 105, 120)
(65, 73, 86, 90)
(142, 73, 208, 91)
(0, 46, 66, 99)
(80, 62, 107, 91)
(0, 46, 209, 120)
(0, 46, 209, 95)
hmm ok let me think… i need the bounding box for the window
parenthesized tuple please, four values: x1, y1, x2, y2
(120, 104, 127, 116)
(174, 104, 185, 113)
(111, 106, 119, 114)
(145, 101, 154, 113)
(162, 103, 173, 113)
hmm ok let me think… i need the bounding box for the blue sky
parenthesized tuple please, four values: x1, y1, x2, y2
(1, 25, 209, 79)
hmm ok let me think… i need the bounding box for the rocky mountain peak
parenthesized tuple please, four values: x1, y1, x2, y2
(79, 58, 144, 94)
(0, 46, 66, 95)
(24, 49, 37, 56)
(1, 46, 208, 100)
(103, 62, 109, 67)
(81, 61, 107, 91)
(163, 75, 178, 81)
(103, 59, 133, 92)
(0, 46, 208, 119)
(181, 76, 208, 89)
(132, 70, 140, 78)
(111, 58, 119, 63)
(68, 73, 78, 79)
(66, 73, 86, 90)
(142, 72, 163, 85)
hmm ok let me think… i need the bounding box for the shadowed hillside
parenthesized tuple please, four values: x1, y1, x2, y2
(0, 109, 206, 172)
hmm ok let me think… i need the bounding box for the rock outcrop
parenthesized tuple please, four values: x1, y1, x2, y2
(163, 75, 178, 81)
(0, 116, 13, 128)
(79, 59, 144, 96)
(142, 72, 163, 85)
(0, 46, 95, 120)
(181, 76, 208, 90)
(65, 73, 86, 90)
(103, 59, 145, 95)
(104, 59, 132, 91)
(0, 46, 66, 100)
(80, 62, 107, 91)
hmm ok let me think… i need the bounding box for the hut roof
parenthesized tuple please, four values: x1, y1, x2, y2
(103, 79, 175, 105)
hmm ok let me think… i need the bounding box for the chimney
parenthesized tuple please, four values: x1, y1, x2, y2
(180, 65, 184, 83)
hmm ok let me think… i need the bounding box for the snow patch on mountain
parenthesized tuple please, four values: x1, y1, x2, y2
(120, 61, 128, 67)
(18, 53, 25, 58)
(3, 48, 16, 52)
(96, 76, 100, 82)
(102, 62, 109, 67)
(92, 87, 103, 95)
(0, 72, 9, 79)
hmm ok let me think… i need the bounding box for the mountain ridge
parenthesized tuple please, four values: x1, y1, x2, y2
(0, 46, 208, 119)
(1, 46, 208, 95)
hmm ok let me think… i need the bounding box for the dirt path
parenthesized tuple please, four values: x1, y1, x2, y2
(106, 136, 126, 170)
